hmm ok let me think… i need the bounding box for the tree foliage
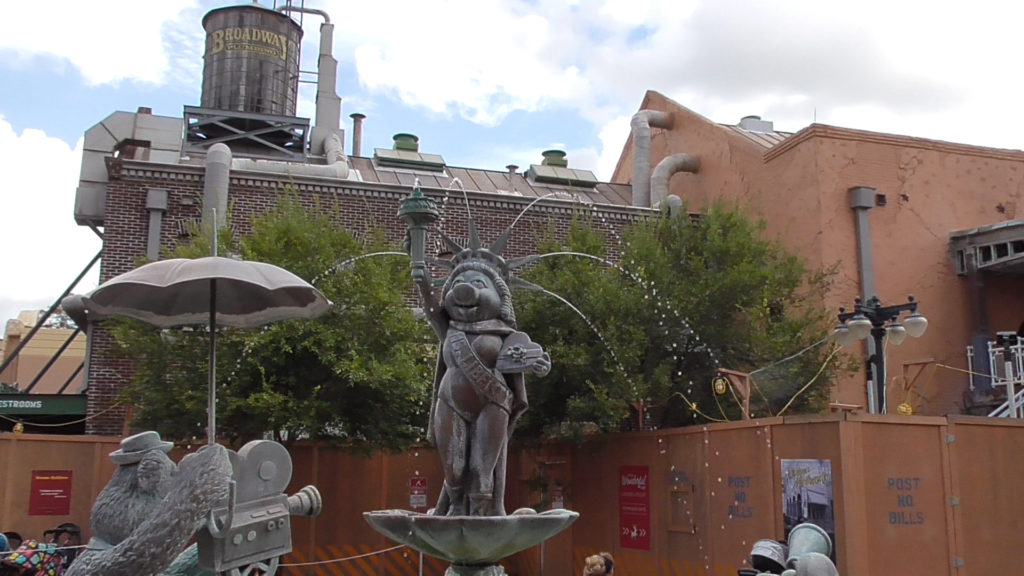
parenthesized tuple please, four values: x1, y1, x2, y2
(110, 198, 434, 450)
(514, 202, 841, 439)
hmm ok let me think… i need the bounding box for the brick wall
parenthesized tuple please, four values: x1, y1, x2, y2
(86, 159, 645, 435)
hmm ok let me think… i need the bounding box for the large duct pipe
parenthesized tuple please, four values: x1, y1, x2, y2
(350, 113, 365, 157)
(324, 132, 345, 165)
(848, 186, 880, 413)
(74, 109, 183, 227)
(202, 143, 232, 233)
(232, 157, 349, 179)
(651, 153, 700, 207)
(312, 20, 341, 157)
(277, 6, 340, 159)
(631, 110, 673, 207)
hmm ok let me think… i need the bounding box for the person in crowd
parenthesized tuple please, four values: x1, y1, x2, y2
(1, 539, 64, 576)
(0, 535, 20, 552)
(42, 524, 81, 570)
(583, 552, 615, 576)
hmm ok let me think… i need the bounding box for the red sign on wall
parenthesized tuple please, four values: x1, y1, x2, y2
(618, 465, 650, 550)
(410, 476, 428, 509)
(29, 470, 72, 516)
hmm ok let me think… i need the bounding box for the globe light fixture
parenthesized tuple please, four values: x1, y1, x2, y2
(832, 295, 927, 413)
(886, 322, 908, 346)
(847, 313, 873, 340)
(903, 310, 928, 339)
(831, 315, 855, 347)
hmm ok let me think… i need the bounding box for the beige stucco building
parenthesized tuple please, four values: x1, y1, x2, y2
(1, 310, 85, 395)
(613, 90, 1024, 416)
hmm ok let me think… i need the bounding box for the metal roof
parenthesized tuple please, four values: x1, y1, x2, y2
(950, 218, 1024, 276)
(347, 156, 633, 206)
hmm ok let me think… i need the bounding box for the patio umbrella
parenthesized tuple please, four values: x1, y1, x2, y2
(68, 256, 331, 444)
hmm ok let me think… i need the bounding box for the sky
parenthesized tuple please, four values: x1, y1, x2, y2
(2, 0, 1024, 328)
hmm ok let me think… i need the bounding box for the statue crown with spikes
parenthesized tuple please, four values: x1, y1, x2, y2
(434, 209, 517, 282)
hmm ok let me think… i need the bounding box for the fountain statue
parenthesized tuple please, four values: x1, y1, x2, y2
(67, 431, 322, 576)
(364, 185, 578, 576)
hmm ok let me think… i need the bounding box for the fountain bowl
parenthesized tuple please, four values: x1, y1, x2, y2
(363, 508, 579, 565)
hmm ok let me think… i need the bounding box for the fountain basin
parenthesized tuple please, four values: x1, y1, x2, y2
(363, 508, 579, 565)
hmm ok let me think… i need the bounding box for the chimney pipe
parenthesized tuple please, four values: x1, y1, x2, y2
(506, 164, 519, 175)
(350, 113, 365, 157)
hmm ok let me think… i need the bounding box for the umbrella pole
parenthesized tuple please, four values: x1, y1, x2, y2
(208, 209, 218, 445)
(208, 278, 217, 445)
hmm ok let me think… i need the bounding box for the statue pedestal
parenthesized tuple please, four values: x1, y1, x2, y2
(364, 508, 578, 576)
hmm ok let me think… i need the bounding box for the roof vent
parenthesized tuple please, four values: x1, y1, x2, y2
(738, 115, 774, 133)
(526, 150, 598, 188)
(374, 133, 445, 172)
(393, 133, 419, 152)
(541, 149, 568, 167)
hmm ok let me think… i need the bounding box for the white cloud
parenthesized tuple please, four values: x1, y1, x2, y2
(323, 0, 597, 126)
(0, 118, 100, 324)
(595, 115, 632, 181)
(0, 0, 198, 85)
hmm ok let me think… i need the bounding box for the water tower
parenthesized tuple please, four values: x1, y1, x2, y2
(184, 3, 308, 159)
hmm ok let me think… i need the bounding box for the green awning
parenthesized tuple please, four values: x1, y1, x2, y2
(0, 394, 86, 415)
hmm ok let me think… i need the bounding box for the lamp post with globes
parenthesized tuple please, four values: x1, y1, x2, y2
(832, 295, 928, 414)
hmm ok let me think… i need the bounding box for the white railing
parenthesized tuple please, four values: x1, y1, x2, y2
(986, 335, 1024, 418)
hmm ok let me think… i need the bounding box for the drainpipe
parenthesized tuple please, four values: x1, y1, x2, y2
(631, 110, 673, 207)
(650, 153, 699, 208)
(350, 113, 365, 157)
(849, 186, 880, 413)
(145, 188, 168, 261)
(965, 251, 992, 394)
(202, 143, 232, 234)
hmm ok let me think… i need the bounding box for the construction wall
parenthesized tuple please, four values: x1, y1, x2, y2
(2, 414, 1021, 575)
(0, 433, 120, 540)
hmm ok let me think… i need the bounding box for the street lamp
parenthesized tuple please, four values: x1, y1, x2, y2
(831, 295, 928, 414)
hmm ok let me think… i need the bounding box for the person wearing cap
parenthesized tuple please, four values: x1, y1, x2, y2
(42, 524, 81, 570)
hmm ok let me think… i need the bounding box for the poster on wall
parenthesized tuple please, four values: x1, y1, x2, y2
(28, 470, 72, 516)
(409, 476, 427, 510)
(550, 483, 564, 510)
(781, 459, 835, 544)
(618, 465, 651, 550)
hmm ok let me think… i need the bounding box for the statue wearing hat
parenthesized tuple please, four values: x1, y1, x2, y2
(66, 431, 232, 576)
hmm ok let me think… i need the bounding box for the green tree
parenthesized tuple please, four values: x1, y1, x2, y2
(515, 202, 840, 438)
(111, 198, 434, 450)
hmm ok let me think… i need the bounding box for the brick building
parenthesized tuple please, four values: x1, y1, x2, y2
(64, 3, 651, 435)
(79, 133, 641, 435)
(613, 90, 1024, 417)
(66, 5, 1024, 435)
